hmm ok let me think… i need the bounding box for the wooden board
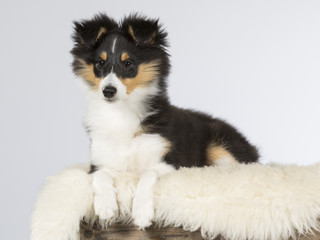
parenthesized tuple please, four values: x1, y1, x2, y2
(80, 222, 214, 240)
(80, 221, 320, 240)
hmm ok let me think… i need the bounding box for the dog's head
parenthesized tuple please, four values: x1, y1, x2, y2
(71, 14, 170, 102)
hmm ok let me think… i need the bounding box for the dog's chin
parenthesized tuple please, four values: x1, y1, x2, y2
(104, 98, 117, 103)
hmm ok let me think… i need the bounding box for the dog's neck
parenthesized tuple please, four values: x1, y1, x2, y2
(83, 81, 161, 138)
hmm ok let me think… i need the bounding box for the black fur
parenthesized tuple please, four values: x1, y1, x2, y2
(72, 14, 118, 48)
(144, 106, 259, 168)
(71, 14, 170, 95)
(71, 14, 259, 173)
(120, 13, 169, 47)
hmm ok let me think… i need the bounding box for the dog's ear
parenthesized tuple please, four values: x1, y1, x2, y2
(121, 14, 168, 47)
(72, 14, 117, 48)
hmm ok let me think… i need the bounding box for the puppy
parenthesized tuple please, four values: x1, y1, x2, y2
(71, 14, 259, 228)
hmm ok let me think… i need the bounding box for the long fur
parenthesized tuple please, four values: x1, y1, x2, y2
(30, 164, 93, 240)
(33, 13, 263, 239)
(31, 163, 320, 240)
(70, 13, 260, 228)
(71, 13, 259, 171)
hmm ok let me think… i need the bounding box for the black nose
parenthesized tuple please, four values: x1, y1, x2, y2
(103, 86, 117, 99)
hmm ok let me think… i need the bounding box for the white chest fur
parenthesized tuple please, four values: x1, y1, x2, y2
(84, 90, 171, 175)
(83, 85, 174, 228)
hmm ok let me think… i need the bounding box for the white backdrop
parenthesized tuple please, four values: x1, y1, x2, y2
(1, 0, 320, 239)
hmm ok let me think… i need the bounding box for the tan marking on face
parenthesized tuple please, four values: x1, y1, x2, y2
(121, 52, 130, 61)
(96, 27, 107, 41)
(120, 60, 160, 94)
(128, 25, 137, 41)
(100, 52, 107, 61)
(75, 59, 102, 91)
(207, 145, 238, 166)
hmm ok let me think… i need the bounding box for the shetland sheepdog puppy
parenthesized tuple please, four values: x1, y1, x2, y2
(71, 14, 259, 228)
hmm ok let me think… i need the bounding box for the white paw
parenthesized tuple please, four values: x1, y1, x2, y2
(132, 193, 154, 229)
(94, 194, 118, 220)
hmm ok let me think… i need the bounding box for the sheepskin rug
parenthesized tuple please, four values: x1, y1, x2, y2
(30, 163, 320, 240)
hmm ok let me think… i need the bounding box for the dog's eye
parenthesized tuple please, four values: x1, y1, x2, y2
(124, 60, 132, 67)
(98, 60, 105, 67)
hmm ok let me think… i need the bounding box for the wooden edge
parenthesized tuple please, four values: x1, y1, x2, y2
(80, 221, 320, 240)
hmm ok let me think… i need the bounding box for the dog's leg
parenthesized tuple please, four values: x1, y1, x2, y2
(92, 169, 118, 220)
(131, 133, 174, 228)
(132, 164, 174, 229)
(132, 170, 157, 228)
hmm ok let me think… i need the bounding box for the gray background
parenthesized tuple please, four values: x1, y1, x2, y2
(1, 0, 320, 239)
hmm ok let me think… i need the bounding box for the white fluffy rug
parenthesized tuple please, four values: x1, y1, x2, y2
(31, 163, 320, 240)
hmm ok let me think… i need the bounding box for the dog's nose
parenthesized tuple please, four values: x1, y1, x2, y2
(103, 86, 117, 99)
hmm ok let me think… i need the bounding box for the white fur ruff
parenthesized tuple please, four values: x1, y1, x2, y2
(31, 163, 320, 240)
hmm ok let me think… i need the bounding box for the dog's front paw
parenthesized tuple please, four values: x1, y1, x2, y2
(132, 193, 154, 229)
(94, 193, 118, 220)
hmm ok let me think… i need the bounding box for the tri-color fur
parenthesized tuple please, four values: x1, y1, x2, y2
(71, 13, 259, 228)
